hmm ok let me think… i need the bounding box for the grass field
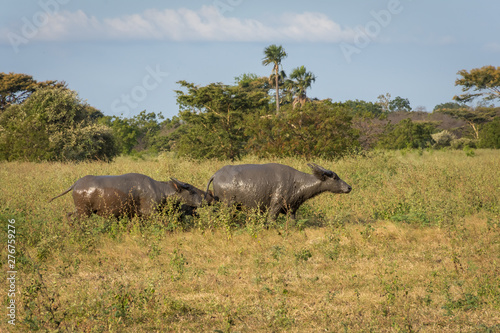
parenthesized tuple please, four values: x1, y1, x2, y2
(1, 150, 499, 332)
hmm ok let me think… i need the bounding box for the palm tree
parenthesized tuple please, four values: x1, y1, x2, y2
(262, 44, 287, 114)
(289, 66, 316, 109)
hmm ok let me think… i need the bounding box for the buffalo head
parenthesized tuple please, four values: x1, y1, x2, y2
(308, 163, 352, 194)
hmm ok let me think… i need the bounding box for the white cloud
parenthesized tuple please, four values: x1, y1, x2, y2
(0, 6, 356, 44)
(279, 12, 356, 42)
(36, 10, 104, 41)
(483, 42, 500, 53)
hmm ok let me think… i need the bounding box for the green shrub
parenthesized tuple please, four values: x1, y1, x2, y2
(246, 103, 360, 159)
(478, 117, 500, 148)
(432, 130, 456, 148)
(450, 138, 477, 150)
(377, 119, 437, 149)
(0, 88, 117, 162)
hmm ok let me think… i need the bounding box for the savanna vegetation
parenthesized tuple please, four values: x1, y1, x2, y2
(1, 47, 500, 331)
(0, 150, 499, 332)
(1, 55, 500, 162)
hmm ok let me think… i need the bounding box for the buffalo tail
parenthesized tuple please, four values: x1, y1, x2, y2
(48, 184, 74, 203)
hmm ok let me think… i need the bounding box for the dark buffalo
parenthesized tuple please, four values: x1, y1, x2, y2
(49, 173, 204, 219)
(205, 163, 351, 220)
(180, 189, 215, 217)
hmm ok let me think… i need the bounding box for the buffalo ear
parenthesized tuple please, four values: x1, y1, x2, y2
(171, 178, 189, 192)
(307, 163, 333, 181)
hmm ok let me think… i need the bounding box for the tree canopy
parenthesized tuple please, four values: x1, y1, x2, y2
(288, 66, 316, 109)
(246, 102, 359, 159)
(99, 110, 165, 155)
(0, 87, 117, 162)
(377, 119, 436, 150)
(377, 93, 412, 112)
(434, 104, 498, 139)
(478, 118, 500, 148)
(0, 72, 66, 111)
(2, 61, 499, 163)
(174, 80, 269, 160)
(454, 66, 500, 103)
(262, 44, 287, 114)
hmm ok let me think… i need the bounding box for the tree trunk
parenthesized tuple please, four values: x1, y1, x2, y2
(275, 64, 280, 115)
(467, 120, 479, 140)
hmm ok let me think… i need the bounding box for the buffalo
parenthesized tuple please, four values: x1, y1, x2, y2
(49, 173, 204, 219)
(205, 163, 351, 220)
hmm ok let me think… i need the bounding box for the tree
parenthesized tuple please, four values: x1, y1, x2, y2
(335, 100, 386, 150)
(99, 116, 139, 155)
(99, 111, 165, 154)
(431, 130, 456, 148)
(0, 72, 66, 111)
(389, 96, 412, 112)
(478, 117, 500, 148)
(235, 73, 268, 89)
(262, 44, 287, 114)
(174, 80, 269, 160)
(130, 111, 163, 151)
(0, 87, 117, 162)
(149, 116, 185, 153)
(377, 93, 412, 112)
(336, 100, 385, 118)
(433, 102, 465, 112)
(377, 93, 392, 113)
(377, 119, 437, 149)
(246, 102, 360, 159)
(434, 104, 498, 140)
(234, 73, 271, 101)
(377, 93, 411, 113)
(454, 66, 500, 102)
(288, 66, 316, 109)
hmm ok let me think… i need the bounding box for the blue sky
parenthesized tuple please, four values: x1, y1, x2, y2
(2, 0, 499, 119)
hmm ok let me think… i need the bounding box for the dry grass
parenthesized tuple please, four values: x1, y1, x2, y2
(1, 150, 499, 332)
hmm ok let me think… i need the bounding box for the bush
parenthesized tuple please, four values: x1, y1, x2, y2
(478, 118, 500, 149)
(60, 123, 117, 161)
(377, 118, 437, 149)
(450, 138, 477, 150)
(99, 111, 165, 155)
(174, 80, 269, 161)
(246, 103, 360, 159)
(0, 88, 117, 162)
(432, 130, 456, 148)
